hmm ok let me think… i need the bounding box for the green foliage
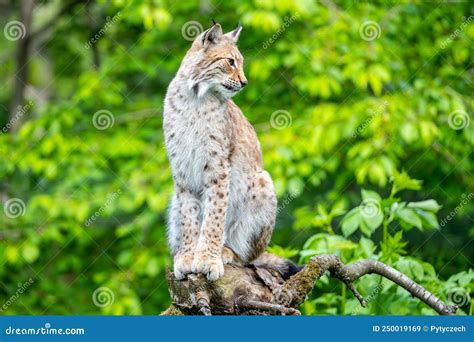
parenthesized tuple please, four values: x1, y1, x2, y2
(299, 175, 471, 314)
(0, 0, 472, 315)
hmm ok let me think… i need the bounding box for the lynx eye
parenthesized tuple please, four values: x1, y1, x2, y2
(228, 58, 235, 67)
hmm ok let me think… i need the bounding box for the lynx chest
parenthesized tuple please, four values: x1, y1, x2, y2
(164, 100, 229, 193)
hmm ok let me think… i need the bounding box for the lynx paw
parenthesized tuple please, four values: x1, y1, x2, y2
(192, 253, 224, 281)
(173, 253, 194, 280)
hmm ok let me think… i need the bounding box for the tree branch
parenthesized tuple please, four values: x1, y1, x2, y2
(335, 258, 458, 315)
(10, 0, 34, 127)
(282, 255, 458, 315)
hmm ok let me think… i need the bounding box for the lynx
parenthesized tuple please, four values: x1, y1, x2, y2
(163, 22, 277, 281)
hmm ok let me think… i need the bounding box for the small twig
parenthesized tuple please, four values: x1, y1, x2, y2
(190, 276, 212, 316)
(346, 282, 366, 307)
(197, 298, 212, 316)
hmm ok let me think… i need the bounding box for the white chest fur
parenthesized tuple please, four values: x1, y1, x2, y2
(164, 87, 228, 194)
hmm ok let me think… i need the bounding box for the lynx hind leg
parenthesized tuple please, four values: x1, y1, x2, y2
(226, 171, 277, 262)
(167, 193, 182, 256)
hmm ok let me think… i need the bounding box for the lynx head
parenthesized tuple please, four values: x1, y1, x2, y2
(183, 21, 247, 99)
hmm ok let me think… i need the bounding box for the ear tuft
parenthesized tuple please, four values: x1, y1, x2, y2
(225, 22, 243, 42)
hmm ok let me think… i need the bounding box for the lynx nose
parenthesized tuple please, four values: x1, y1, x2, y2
(240, 80, 248, 87)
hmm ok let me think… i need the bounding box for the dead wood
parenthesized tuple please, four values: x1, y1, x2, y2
(161, 254, 458, 316)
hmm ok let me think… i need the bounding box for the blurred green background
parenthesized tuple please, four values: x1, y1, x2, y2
(0, 0, 472, 315)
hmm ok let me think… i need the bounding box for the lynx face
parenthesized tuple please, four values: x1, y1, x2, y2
(185, 23, 248, 99)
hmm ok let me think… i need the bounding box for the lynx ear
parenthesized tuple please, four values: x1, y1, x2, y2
(225, 22, 242, 42)
(202, 22, 223, 45)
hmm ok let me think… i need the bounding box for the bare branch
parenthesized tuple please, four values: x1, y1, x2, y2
(283, 255, 458, 315)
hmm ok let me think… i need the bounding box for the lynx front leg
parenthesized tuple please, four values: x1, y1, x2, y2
(192, 164, 230, 281)
(171, 188, 202, 280)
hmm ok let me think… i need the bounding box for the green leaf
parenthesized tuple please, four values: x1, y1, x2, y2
(361, 189, 382, 202)
(22, 243, 39, 263)
(369, 163, 387, 187)
(299, 249, 319, 262)
(359, 237, 375, 257)
(5, 245, 19, 263)
(380, 231, 407, 263)
(397, 208, 423, 229)
(359, 219, 373, 237)
(455, 271, 474, 287)
(396, 258, 425, 281)
(361, 208, 384, 232)
(408, 200, 442, 213)
(329, 199, 347, 217)
(360, 191, 384, 232)
(341, 207, 360, 237)
(369, 73, 383, 96)
(400, 122, 419, 143)
(391, 170, 422, 195)
(416, 209, 440, 229)
(145, 257, 160, 277)
(267, 245, 299, 259)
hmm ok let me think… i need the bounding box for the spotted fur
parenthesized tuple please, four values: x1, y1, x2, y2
(164, 22, 277, 281)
